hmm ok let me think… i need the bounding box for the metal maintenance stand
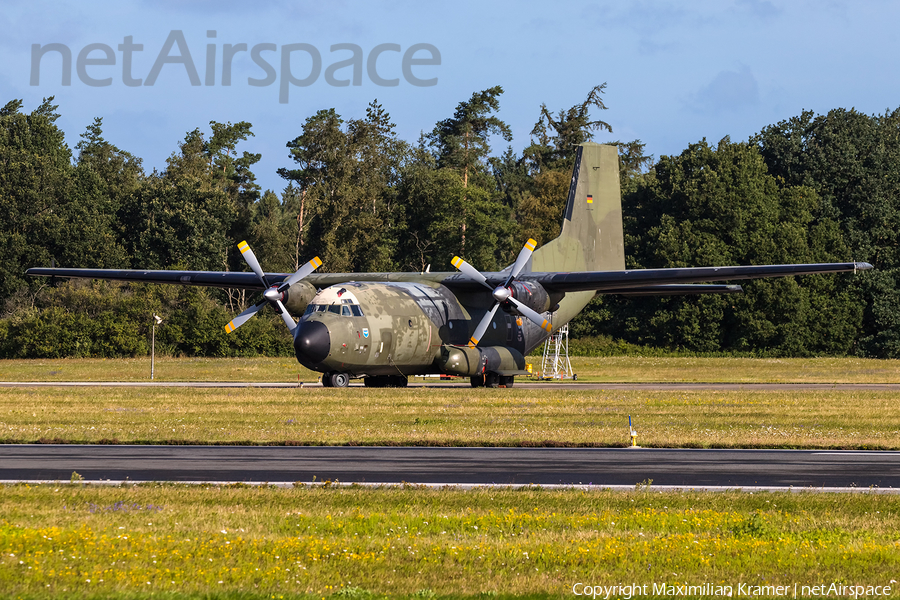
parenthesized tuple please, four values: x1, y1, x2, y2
(540, 323, 576, 380)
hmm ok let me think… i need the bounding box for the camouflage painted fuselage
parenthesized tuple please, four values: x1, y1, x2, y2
(291, 143, 624, 377)
(293, 280, 549, 376)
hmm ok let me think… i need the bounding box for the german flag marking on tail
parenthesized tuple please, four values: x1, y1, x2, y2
(586, 194, 593, 204)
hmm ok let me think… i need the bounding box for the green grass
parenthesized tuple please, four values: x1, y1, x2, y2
(2, 484, 900, 599)
(557, 356, 900, 383)
(0, 357, 319, 383)
(1, 356, 899, 383)
(4, 358, 900, 599)
(2, 386, 900, 449)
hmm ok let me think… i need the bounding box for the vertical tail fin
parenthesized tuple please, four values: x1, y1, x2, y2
(531, 143, 624, 272)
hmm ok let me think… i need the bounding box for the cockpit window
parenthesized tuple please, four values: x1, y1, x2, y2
(303, 302, 364, 317)
(303, 304, 326, 316)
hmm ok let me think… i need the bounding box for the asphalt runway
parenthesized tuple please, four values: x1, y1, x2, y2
(3, 381, 898, 491)
(2, 445, 899, 490)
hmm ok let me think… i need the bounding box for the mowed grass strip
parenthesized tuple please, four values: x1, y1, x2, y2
(3, 387, 900, 449)
(0, 356, 319, 383)
(1, 356, 899, 383)
(565, 356, 900, 383)
(2, 485, 899, 598)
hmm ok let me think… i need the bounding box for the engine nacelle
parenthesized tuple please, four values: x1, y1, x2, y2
(438, 344, 526, 376)
(281, 280, 317, 315)
(506, 280, 551, 314)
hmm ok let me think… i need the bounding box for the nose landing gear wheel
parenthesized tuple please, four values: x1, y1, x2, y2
(329, 371, 350, 388)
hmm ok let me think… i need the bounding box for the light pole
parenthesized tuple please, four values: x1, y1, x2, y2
(151, 314, 163, 380)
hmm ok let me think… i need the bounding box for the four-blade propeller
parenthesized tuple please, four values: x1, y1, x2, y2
(227, 237, 550, 345)
(451, 238, 552, 347)
(224, 240, 322, 335)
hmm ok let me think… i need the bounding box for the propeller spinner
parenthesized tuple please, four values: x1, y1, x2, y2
(451, 238, 552, 347)
(224, 240, 322, 335)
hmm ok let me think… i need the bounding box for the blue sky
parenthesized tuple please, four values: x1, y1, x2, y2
(4, 0, 899, 193)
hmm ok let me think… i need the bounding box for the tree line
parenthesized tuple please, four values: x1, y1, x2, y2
(1, 87, 897, 358)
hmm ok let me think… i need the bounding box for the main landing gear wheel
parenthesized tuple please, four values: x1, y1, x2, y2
(470, 374, 513, 388)
(470, 373, 502, 388)
(364, 375, 408, 388)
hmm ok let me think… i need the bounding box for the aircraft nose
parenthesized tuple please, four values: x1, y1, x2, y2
(294, 320, 331, 366)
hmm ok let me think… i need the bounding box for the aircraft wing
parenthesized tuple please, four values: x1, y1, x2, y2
(296, 261, 871, 292)
(26, 262, 870, 294)
(25, 268, 278, 290)
(23, 267, 472, 290)
(522, 262, 873, 293)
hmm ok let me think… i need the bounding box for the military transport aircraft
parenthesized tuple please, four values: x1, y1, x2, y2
(27, 143, 871, 388)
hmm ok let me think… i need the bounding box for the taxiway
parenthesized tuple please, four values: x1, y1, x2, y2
(2, 445, 898, 490)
